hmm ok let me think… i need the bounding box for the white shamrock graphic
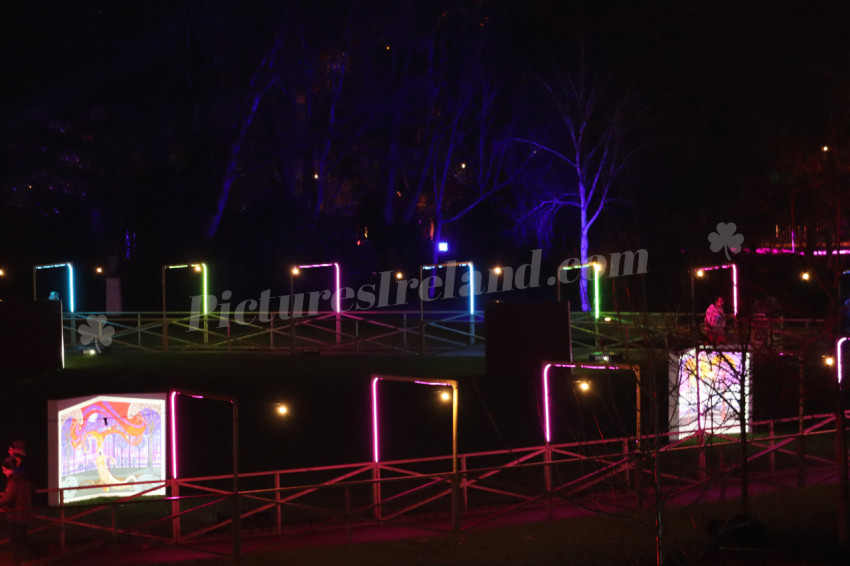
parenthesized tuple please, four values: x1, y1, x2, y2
(708, 222, 744, 260)
(79, 314, 115, 353)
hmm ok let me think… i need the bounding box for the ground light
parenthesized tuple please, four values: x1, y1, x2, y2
(557, 262, 602, 319)
(692, 263, 738, 316)
(541, 361, 641, 446)
(33, 262, 75, 312)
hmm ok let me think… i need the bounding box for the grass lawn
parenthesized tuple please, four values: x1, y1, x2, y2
(163, 485, 846, 566)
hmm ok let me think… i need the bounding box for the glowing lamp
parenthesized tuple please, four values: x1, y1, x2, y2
(276, 404, 289, 416)
(395, 271, 404, 280)
(438, 241, 449, 253)
(0, 268, 5, 277)
(825, 356, 835, 367)
(801, 271, 810, 281)
(577, 380, 591, 392)
(494, 266, 503, 275)
(440, 391, 452, 402)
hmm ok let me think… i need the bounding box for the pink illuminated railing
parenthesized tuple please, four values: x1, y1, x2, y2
(11, 410, 848, 562)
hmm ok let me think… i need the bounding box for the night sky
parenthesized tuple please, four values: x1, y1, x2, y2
(3, 0, 850, 310)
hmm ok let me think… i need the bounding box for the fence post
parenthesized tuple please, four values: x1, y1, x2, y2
(270, 316, 275, 349)
(403, 313, 408, 350)
(461, 455, 468, 511)
(372, 463, 381, 520)
(171, 481, 181, 542)
(769, 420, 776, 474)
(227, 320, 231, 353)
(547, 444, 556, 521)
(345, 485, 352, 544)
(275, 472, 282, 532)
(59, 490, 66, 550)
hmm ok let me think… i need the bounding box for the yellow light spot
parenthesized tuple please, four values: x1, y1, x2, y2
(276, 404, 289, 416)
(291, 267, 300, 276)
(440, 391, 451, 402)
(578, 381, 591, 392)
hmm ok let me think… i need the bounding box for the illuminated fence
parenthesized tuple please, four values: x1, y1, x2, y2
(61, 310, 828, 357)
(11, 411, 848, 561)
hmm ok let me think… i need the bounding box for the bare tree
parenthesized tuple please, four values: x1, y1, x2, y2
(515, 52, 633, 311)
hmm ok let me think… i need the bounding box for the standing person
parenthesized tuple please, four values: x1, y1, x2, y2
(0, 455, 35, 564)
(705, 297, 727, 343)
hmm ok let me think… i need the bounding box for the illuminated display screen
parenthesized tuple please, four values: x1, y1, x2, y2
(48, 394, 167, 505)
(670, 348, 751, 439)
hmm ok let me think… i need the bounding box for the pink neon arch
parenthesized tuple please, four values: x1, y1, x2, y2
(294, 262, 341, 313)
(371, 376, 457, 463)
(542, 362, 628, 443)
(695, 263, 738, 316)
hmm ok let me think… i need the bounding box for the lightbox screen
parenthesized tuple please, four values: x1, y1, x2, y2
(53, 394, 166, 503)
(672, 349, 751, 438)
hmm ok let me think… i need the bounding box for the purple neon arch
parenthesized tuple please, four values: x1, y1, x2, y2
(839, 337, 848, 386)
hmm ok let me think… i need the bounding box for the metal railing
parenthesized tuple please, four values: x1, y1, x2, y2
(63, 310, 830, 357)
(11, 410, 848, 562)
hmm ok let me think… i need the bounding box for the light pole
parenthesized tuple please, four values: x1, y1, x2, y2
(161, 263, 208, 350)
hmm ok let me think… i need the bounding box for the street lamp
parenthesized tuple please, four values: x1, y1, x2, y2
(162, 262, 209, 349)
(370, 374, 460, 529)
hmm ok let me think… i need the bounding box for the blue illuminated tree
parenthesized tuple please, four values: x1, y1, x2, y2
(515, 53, 634, 311)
